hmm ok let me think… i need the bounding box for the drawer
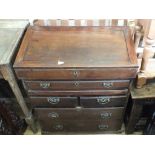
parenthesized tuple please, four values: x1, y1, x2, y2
(29, 97, 78, 108)
(24, 80, 130, 91)
(27, 89, 128, 96)
(40, 120, 123, 134)
(35, 107, 124, 121)
(80, 95, 127, 108)
(15, 68, 137, 80)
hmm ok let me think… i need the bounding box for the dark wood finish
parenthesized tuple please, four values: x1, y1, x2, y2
(27, 89, 128, 96)
(24, 80, 130, 90)
(41, 120, 123, 134)
(14, 26, 138, 69)
(29, 96, 78, 108)
(15, 68, 137, 80)
(13, 25, 138, 134)
(35, 107, 124, 133)
(35, 107, 124, 121)
(125, 102, 143, 134)
(80, 95, 127, 108)
(144, 112, 155, 135)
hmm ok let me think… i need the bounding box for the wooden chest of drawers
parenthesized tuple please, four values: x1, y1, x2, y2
(14, 26, 138, 134)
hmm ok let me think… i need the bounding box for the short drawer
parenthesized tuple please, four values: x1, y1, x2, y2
(24, 80, 130, 91)
(30, 97, 78, 108)
(40, 120, 123, 134)
(35, 107, 124, 121)
(80, 95, 127, 107)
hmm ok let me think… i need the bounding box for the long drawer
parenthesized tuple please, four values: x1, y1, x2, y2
(27, 89, 128, 96)
(15, 68, 137, 80)
(35, 107, 124, 121)
(40, 120, 123, 134)
(30, 97, 78, 108)
(35, 107, 124, 133)
(24, 80, 130, 90)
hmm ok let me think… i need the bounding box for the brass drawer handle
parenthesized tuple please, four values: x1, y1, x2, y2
(47, 97, 60, 104)
(97, 97, 110, 105)
(98, 124, 109, 130)
(40, 82, 50, 89)
(73, 70, 80, 78)
(74, 81, 79, 87)
(53, 124, 63, 130)
(102, 82, 113, 88)
(100, 112, 112, 119)
(48, 112, 59, 118)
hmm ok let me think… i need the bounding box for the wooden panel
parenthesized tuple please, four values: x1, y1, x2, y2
(27, 89, 128, 96)
(14, 26, 138, 69)
(35, 107, 124, 133)
(24, 80, 130, 90)
(41, 120, 123, 134)
(80, 96, 127, 107)
(29, 96, 78, 108)
(35, 107, 124, 121)
(15, 68, 137, 80)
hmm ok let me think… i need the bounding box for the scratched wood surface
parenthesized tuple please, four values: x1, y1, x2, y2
(14, 26, 137, 68)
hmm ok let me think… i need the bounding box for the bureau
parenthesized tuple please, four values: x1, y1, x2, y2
(14, 26, 138, 134)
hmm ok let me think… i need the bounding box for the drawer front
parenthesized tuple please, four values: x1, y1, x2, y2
(15, 68, 137, 80)
(24, 80, 130, 91)
(40, 120, 123, 134)
(80, 96, 127, 108)
(35, 107, 124, 121)
(30, 97, 78, 108)
(27, 89, 128, 96)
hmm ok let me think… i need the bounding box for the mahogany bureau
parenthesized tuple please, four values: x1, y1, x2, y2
(14, 26, 138, 134)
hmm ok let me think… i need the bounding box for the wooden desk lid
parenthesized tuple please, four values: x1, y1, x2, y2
(14, 26, 138, 68)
